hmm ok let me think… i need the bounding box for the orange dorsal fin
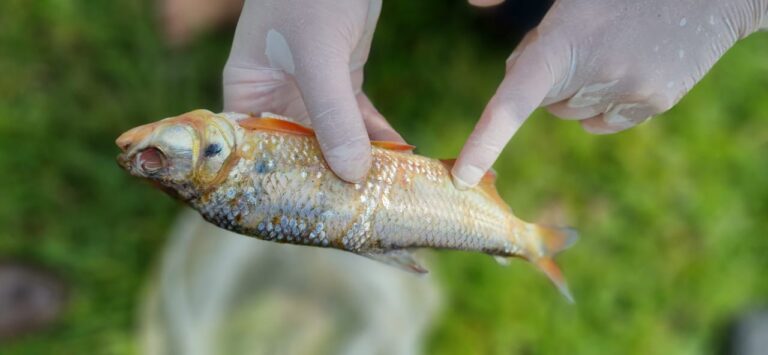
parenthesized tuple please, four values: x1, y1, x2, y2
(477, 172, 503, 206)
(481, 168, 497, 185)
(371, 140, 415, 151)
(440, 159, 503, 204)
(238, 117, 315, 136)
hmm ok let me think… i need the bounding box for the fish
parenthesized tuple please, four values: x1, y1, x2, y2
(116, 109, 578, 301)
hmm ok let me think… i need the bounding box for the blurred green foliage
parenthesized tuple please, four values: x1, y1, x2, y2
(1, 0, 767, 354)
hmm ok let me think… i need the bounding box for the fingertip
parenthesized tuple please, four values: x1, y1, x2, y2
(451, 162, 485, 190)
(449, 46, 556, 191)
(311, 112, 373, 183)
(291, 54, 374, 182)
(322, 136, 373, 183)
(451, 173, 474, 191)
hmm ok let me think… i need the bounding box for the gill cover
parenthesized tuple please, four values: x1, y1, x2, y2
(190, 111, 240, 186)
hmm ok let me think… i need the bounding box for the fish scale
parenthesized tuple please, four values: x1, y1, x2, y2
(116, 110, 579, 301)
(221, 136, 496, 253)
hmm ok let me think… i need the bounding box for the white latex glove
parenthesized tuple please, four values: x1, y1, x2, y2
(224, 0, 404, 183)
(453, 0, 768, 188)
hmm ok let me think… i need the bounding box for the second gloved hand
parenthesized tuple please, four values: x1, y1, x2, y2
(224, 0, 404, 183)
(453, 0, 768, 188)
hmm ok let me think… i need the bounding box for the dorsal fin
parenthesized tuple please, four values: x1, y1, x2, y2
(481, 168, 497, 185)
(371, 140, 415, 151)
(238, 117, 315, 136)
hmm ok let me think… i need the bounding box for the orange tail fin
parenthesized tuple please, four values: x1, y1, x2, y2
(532, 226, 579, 303)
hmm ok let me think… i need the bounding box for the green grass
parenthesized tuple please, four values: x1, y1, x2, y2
(2, 1, 768, 354)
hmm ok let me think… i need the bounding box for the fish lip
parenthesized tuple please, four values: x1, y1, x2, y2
(116, 153, 131, 171)
(115, 122, 158, 153)
(115, 131, 137, 170)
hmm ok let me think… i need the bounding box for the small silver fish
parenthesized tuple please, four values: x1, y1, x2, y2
(116, 110, 578, 301)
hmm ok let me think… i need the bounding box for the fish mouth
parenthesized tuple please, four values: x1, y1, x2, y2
(116, 147, 168, 176)
(116, 125, 145, 170)
(136, 148, 167, 173)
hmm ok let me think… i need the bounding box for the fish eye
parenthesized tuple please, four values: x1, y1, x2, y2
(204, 143, 222, 158)
(136, 148, 167, 174)
(197, 129, 231, 178)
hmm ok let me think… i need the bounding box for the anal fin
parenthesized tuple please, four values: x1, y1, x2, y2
(363, 250, 428, 274)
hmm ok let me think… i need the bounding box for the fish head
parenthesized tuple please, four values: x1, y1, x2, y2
(116, 109, 239, 196)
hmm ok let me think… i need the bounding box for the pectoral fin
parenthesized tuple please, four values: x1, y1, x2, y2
(363, 250, 428, 274)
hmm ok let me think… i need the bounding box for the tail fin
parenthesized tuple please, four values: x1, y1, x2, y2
(538, 226, 579, 256)
(532, 226, 579, 303)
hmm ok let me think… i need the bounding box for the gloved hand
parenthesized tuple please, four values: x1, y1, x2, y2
(224, 0, 404, 183)
(453, 0, 768, 188)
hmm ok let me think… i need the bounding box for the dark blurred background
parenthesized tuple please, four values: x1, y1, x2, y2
(1, 0, 768, 354)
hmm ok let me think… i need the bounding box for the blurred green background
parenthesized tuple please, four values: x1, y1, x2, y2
(2, 0, 768, 354)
